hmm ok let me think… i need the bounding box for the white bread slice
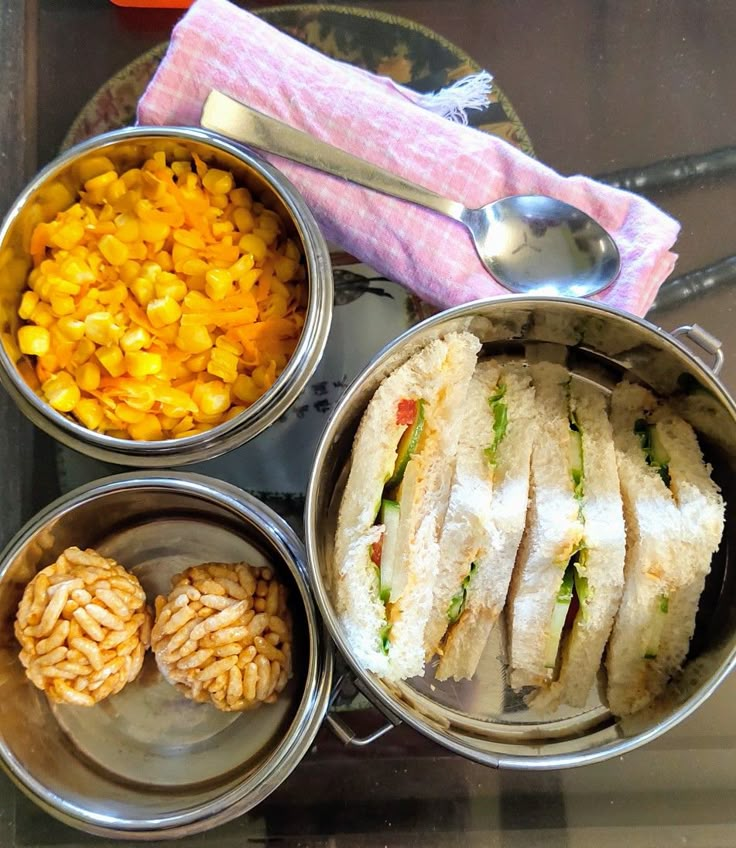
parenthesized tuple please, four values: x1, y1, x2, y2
(422, 360, 502, 660)
(434, 363, 536, 681)
(507, 363, 585, 689)
(534, 380, 626, 709)
(606, 382, 725, 716)
(332, 331, 480, 680)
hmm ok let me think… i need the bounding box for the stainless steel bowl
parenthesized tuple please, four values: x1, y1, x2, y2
(0, 473, 332, 838)
(305, 295, 736, 769)
(0, 127, 333, 466)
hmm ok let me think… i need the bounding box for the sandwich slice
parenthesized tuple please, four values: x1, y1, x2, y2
(507, 364, 626, 707)
(533, 379, 626, 708)
(425, 361, 536, 681)
(606, 381, 725, 716)
(332, 331, 481, 681)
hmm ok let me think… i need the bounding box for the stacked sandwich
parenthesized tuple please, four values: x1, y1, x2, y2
(332, 332, 726, 716)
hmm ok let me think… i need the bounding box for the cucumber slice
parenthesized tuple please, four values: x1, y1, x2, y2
(634, 419, 671, 487)
(447, 563, 477, 623)
(649, 426, 671, 468)
(573, 569, 589, 620)
(389, 460, 420, 603)
(543, 566, 575, 669)
(386, 399, 425, 490)
(378, 500, 400, 603)
(643, 594, 669, 659)
(379, 622, 392, 655)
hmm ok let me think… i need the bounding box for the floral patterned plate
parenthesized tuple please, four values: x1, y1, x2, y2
(58, 4, 534, 534)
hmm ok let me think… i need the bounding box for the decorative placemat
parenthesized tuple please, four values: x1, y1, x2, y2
(57, 4, 534, 535)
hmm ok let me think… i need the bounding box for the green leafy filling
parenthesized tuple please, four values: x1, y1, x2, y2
(447, 563, 477, 623)
(484, 382, 508, 465)
(634, 418, 671, 487)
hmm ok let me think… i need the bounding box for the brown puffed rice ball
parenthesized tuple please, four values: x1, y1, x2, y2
(151, 562, 292, 712)
(14, 546, 152, 706)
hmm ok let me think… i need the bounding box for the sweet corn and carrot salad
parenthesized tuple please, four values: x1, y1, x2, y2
(15, 150, 307, 440)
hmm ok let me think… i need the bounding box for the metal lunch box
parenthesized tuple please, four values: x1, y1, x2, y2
(305, 295, 736, 769)
(0, 472, 332, 839)
(0, 126, 333, 466)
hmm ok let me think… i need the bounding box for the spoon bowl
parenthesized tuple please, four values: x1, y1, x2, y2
(463, 195, 621, 296)
(202, 91, 621, 298)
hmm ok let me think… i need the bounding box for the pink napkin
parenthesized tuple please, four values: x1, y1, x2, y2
(137, 0, 680, 316)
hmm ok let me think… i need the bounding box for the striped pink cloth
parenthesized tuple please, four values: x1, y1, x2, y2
(137, 0, 680, 316)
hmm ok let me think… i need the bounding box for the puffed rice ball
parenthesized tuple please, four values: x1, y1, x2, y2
(15, 547, 152, 706)
(151, 562, 293, 712)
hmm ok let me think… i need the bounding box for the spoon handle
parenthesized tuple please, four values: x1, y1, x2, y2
(201, 90, 466, 222)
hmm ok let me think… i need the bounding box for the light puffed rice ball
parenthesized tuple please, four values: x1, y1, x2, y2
(15, 546, 152, 706)
(151, 562, 293, 712)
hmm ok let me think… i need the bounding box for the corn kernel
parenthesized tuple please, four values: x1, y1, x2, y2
(147, 295, 181, 328)
(56, 317, 85, 341)
(140, 220, 170, 243)
(114, 214, 140, 244)
(105, 178, 127, 204)
(60, 257, 94, 286)
(120, 326, 152, 352)
(203, 168, 234, 196)
(284, 239, 301, 261)
(73, 398, 104, 430)
(154, 273, 187, 302)
(131, 277, 154, 307)
(84, 170, 118, 195)
(225, 405, 246, 421)
(43, 372, 80, 412)
(99, 234, 129, 267)
(76, 361, 101, 392)
(38, 353, 59, 375)
(230, 188, 252, 208)
(128, 413, 163, 441)
(209, 193, 229, 210)
(18, 325, 50, 356)
(115, 403, 146, 425)
(180, 258, 209, 276)
(216, 336, 242, 356)
(173, 228, 205, 250)
(85, 312, 121, 346)
(185, 351, 210, 372)
(119, 259, 141, 284)
(211, 221, 235, 238)
(96, 344, 125, 377)
(120, 167, 142, 188)
(77, 157, 116, 184)
(18, 291, 39, 320)
(238, 234, 267, 263)
(205, 268, 233, 301)
(253, 227, 278, 247)
(229, 253, 255, 281)
(193, 380, 231, 416)
(232, 374, 260, 404)
(125, 351, 162, 378)
(49, 221, 84, 251)
(155, 251, 173, 272)
(176, 324, 212, 354)
(50, 294, 76, 316)
(73, 337, 95, 365)
(274, 256, 297, 283)
(207, 348, 239, 383)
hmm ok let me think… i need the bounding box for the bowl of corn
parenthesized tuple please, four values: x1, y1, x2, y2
(0, 126, 333, 465)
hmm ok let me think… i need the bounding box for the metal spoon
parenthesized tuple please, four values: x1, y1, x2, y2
(201, 90, 620, 297)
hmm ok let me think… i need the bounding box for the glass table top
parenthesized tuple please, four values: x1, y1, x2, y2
(0, 1, 735, 844)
